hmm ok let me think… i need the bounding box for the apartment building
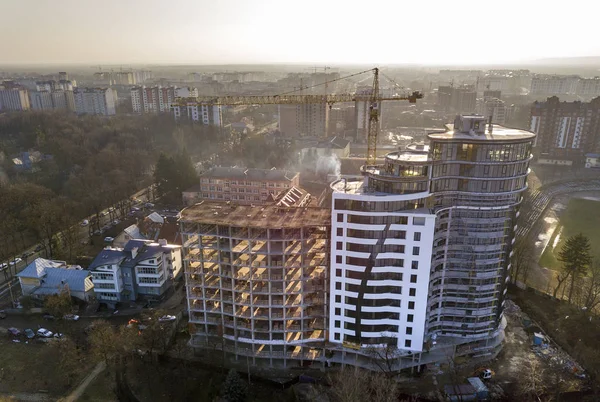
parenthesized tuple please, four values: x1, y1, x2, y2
(278, 103, 328, 138)
(577, 77, 600, 98)
(477, 97, 507, 125)
(328, 115, 534, 371)
(180, 202, 330, 368)
(0, 85, 30, 111)
(171, 99, 223, 126)
(185, 167, 300, 206)
(530, 96, 600, 165)
(530, 75, 579, 96)
(131, 85, 178, 114)
(437, 85, 476, 114)
(73, 87, 116, 116)
(29, 91, 54, 110)
(89, 239, 182, 306)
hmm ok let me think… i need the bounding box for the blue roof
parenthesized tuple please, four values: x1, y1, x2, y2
(123, 239, 150, 252)
(31, 268, 92, 293)
(586, 153, 600, 158)
(88, 248, 126, 270)
(17, 258, 66, 279)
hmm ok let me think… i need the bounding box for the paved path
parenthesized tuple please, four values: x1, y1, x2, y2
(59, 361, 106, 402)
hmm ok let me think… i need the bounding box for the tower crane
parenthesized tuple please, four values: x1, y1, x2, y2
(173, 68, 423, 165)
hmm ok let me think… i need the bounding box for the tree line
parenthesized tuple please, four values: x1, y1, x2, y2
(0, 111, 219, 268)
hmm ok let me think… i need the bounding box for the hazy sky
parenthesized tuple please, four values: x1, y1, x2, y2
(1, 0, 599, 65)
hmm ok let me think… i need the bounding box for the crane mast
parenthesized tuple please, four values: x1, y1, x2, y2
(173, 68, 423, 165)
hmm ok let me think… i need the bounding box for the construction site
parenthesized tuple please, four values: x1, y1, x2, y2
(180, 201, 330, 368)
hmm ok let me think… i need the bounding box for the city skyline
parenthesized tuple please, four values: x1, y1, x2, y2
(2, 0, 600, 66)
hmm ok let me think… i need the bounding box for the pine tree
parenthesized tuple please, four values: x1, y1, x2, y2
(558, 233, 593, 303)
(221, 369, 247, 402)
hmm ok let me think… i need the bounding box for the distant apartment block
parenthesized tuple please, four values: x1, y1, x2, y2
(0, 82, 30, 111)
(530, 96, 600, 165)
(278, 103, 328, 138)
(183, 167, 300, 206)
(530, 75, 579, 96)
(577, 77, 600, 97)
(74, 87, 116, 116)
(477, 97, 507, 125)
(437, 85, 476, 113)
(89, 239, 182, 306)
(171, 99, 223, 126)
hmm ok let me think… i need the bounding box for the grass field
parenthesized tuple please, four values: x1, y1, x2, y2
(539, 198, 600, 270)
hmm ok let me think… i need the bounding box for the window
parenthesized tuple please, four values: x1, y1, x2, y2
(408, 301, 415, 310)
(337, 228, 343, 236)
(334, 333, 340, 341)
(138, 267, 157, 275)
(413, 232, 421, 241)
(405, 339, 412, 348)
(335, 282, 341, 290)
(336, 269, 342, 277)
(335, 308, 341, 315)
(413, 217, 425, 226)
(482, 181, 488, 190)
(409, 288, 416, 296)
(484, 165, 490, 175)
(335, 295, 341, 303)
(406, 327, 413, 335)
(139, 277, 158, 284)
(337, 214, 343, 222)
(336, 256, 342, 264)
(410, 275, 417, 283)
(411, 261, 419, 270)
(336, 242, 343, 250)
(335, 320, 340, 328)
(407, 314, 414, 323)
(412, 247, 420, 256)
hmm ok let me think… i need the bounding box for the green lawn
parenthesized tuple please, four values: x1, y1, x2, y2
(539, 198, 600, 270)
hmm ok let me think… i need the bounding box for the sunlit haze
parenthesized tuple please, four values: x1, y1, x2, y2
(2, 0, 600, 65)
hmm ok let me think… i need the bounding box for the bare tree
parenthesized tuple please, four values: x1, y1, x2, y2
(52, 338, 82, 386)
(512, 237, 534, 285)
(329, 367, 370, 402)
(553, 272, 569, 299)
(369, 372, 399, 402)
(366, 344, 401, 376)
(516, 357, 547, 402)
(580, 260, 600, 312)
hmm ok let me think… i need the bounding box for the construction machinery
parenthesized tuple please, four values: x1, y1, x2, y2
(173, 68, 423, 165)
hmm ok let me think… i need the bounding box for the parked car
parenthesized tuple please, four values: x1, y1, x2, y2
(159, 315, 176, 322)
(101, 211, 109, 217)
(36, 328, 53, 338)
(53, 332, 64, 339)
(145, 202, 154, 208)
(108, 207, 115, 212)
(0, 310, 6, 319)
(131, 206, 140, 212)
(104, 236, 115, 243)
(113, 219, 120, 225)
(8, 327, 21, 336)
(63, 314, 80, 321)
(24, 329, 35, 339)
(43, 313, 55, 320)
(93, 229, 102, 236)
(80, 219, 89, 226)
(21, 251, 34, 259)
(34, 244, 43, 252)
(0, 263, 7, 270)
(9, 258, 22, 266)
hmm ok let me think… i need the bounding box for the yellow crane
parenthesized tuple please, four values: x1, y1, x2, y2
(174, 68, 423, 165)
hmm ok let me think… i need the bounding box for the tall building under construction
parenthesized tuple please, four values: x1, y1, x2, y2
(182, 115, 535, 371)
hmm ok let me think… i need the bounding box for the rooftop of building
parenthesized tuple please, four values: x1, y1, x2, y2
(200, 166, 299, 182)
(180, 201, 330, 228)
(386, 143, 430, 163)
(428, 115, 535, 142)
(297, 136, 350, 150)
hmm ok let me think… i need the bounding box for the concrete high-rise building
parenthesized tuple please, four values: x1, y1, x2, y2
(171, 100, 222, 127)
(277, 103, 328, 138)
(58, 72, 68, 81)
(181, 202, 330, 368)
(478, 97, 507, 125)
(483, 89, 502, 99)
(530, 96, 600, 165)
(0, 85, 30, 111)
(328, 115, 534, 371)
(73, 88, 116, 116)
(530, 75, 579, 96)
(29, 91, 54, 111)
(131, 85, 179, 114)
(576, 77, 600, 98)
(437, 85, 476, 113)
